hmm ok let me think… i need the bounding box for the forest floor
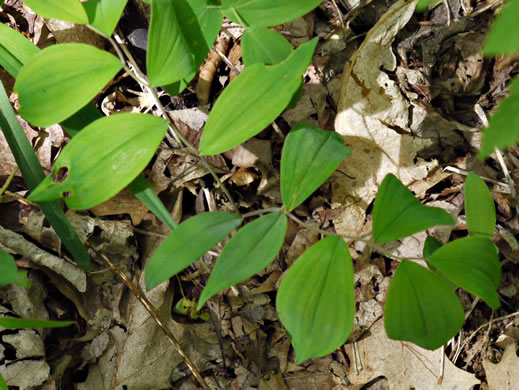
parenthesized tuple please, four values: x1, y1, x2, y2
(0, 0, 518, 389)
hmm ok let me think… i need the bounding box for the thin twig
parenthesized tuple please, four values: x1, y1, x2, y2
(98, 252, 212, 390)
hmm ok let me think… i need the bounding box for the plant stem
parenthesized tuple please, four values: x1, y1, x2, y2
(242, 207, 281, 218)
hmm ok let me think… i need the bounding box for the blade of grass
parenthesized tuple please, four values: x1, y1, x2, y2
(0, 23, 177, 231)
(0, 81, 91, 270)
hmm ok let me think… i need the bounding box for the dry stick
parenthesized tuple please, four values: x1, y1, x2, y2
(99, 252, 212, 390)
(108, 31, 240, 215)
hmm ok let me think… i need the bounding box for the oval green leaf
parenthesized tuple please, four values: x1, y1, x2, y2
(14, 43, 122, 127)
(147, 0, 222, 87)
(484, 0, 519, 56)
(145, 212, 243, 290)
(277, 236, 354, 363)
(199, 37, 318, 155)
(82, 0, 128, 37)
(372, 174, 454, 243)
(465, 173, 496, 239)
(197, 212, 287, 309)
(428, 236, 501, 309)
(384, 260, 464, 350)
(0, 23, 39, 77)
(0, 248, 20, 287)
(222, 0, 322, 27)
(242, 26, 293, 67)
(23, 0, 88, 24)
(0, 317, 75, 329)
(28, 113, 168, 209)
(480, 77, 519, 158)
(281, 123, 350, 211)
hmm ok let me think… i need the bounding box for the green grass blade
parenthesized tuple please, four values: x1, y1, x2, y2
(0, 82, 91, 270)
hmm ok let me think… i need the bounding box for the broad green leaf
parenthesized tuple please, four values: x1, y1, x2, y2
(197, 212, 287, 309)
(416, 0, 435, 11)
(281, 123, 350, 211)
(428, 236, 501, 309)
(372, 174, 454, 243)
(384, 260, 464, 350)
(0, 317, 74, 329)
(0, 81, 91, 270)
(147, 0, 222, 87)
(199, 37, 318, 155)
(222, 0, 322, 27)
(277, 236, 354, 363)
(0, 23, 39, 77)
(480, 77, 519, 158)
(465, 173, 496, 239)
(14, 43, 122, 127)
(423, 235, 442, 259)
(23, 0, 88, 24)
(83, 0, 128, 36)
(28, 113, 168, 209)
(0, 374, 6, 390)
(484, 0, 519, 55)
(0, 249, 20, 286)
(146, 212, 242, 290)
(242, 26, 292, 66)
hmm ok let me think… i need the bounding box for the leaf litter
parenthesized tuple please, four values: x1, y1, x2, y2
(1, 0, 519, 388)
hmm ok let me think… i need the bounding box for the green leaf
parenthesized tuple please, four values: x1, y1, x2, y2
(0, 373, 6, 390)
(277, 236, 354, 363)
(14, 43, 122, 127)
(242, 26, 292, 66)
(82, 0, 128, 37)
(199, 37, 318, 155)
(281, 123, 350, 211)
(480, 77, 519, 158)
(28, 113, 168, 209)
(0, 81, 91, 270)
(416, 0, 435, 11)
(146, 212, 242, 290)
(197, 212, 287, 309)
(147, 0, 222, 87)
(23, 0, 88, 24)
(423, 235, 442, 259)
(222, 0, 322, 27)
(0, 23, 39, 77)
(0, 249, 20, 286)
(384, 260, 464, 350)
(0, 317, 75, 329)
(465, 173, 496, 239)
(372, 174, 454, 243)
(428, 236, 501, 309)
(127, 175, 177, 231)
(484, 0, 519, 55)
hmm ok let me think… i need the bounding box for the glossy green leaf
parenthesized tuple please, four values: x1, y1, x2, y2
(28, 113, 167, 209)
(14, 43, 122, 127)
(0, 81, 91, 270)
(480, 77, 519, 157)
(372, 174, 454, 243)
(147, 0, 222, 87)
(23, 0, 88, 24)
(222, 0, 322, 27)
(384, 260, 464, 350)
(199, 37, 318, 155)
(197, 212, 287, 309)
(0, 23, 39, 77)
(281, 123, 350, 211)
(242, 26, 292, 66)
(146, 212, 242, 290)
(0, 373, 6, 390)
(416, 0, 435, 11)
(82, 0, 128, 36)
(277, 236, 354, 363)
(465, 173, 496, 239)
(0, 317, 74, 329)
(484, 0, 519, 55)
(0, 249, 20, 286)
(428, 236, 501, 309)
